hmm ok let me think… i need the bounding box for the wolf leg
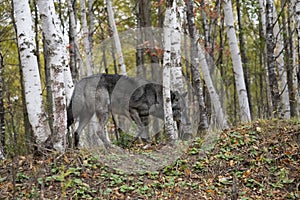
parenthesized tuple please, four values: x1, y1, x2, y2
(74, 111, 93, 147)
(95, 87, 111, 148)
(130, 109, 150, 143)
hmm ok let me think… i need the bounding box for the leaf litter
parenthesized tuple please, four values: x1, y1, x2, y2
(0, 119, 299, 199)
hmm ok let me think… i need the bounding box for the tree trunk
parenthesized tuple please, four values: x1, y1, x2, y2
(236, 0, 252, 117)
(223, 0, 251, 122)
(37, 0, 74, 151)
(295, 1, 300, 119)
(266, 0, 281, 117)
(273, 1, 290, 118)
(13, 0, 52, 147)
(286, 0, 296, 117)
(0, 53, 5, 159)
(136, 0, 145, 77)
(88, 0, 94, 56)
(290, 0, 299, 118)
(162, 0, 176, 142)
(106, 0, 127, 75)
(186, 0, 209, 131)
(80, 0, 94, 75)
(259, 0, 273, 118)
(67, 0, 83, 79)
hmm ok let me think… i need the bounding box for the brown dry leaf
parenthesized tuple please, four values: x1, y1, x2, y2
(184, 168, 191, 177)
(174, 186, 181, 193)
(229, 160, 234, 166)
(242, 169, 251, 178)
(63, 155, 70, 164)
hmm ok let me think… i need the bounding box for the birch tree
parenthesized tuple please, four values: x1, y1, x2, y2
(106, 0, 127, 75)
(259, 0, 273, 117)
(13, 0, 51, 148)
(162, 0, 176, 142)
(80, 0, 93, 75)
(283, 1, 296, 117)
(273, 1, 290, 118)
(186, 0, 209, 130)
(223, 0, 251, 122)
(37, 0, 74, 151)
(236, 0, 252, 115)
(266, 0, 280, 116)
(169, 2, 193, 137)
(67, 0, 84, 78)
(186, 0, 228, 129)
(289, 0, 299, 117)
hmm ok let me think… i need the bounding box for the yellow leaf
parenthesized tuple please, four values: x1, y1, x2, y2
(243, 169, 251, 178)
(256, 127, 262, 132)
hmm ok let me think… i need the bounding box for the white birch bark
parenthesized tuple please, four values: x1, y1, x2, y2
(273, 2, 290, 118)
(80, 0, 93, 75)
(13, 0, 51, 145)
(266, 0, 281, 116)
(37, 0, 74, 151)
(163, 1, 176, 141)
(259, 0, 273, 116)
(169, 0, 186, 137)
(223, 0, 251, 122)
(198, 46, 229, 129)
(106, 0, 127, 75)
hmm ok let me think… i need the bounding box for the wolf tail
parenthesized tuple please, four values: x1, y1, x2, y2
(67, 99, 74, 127)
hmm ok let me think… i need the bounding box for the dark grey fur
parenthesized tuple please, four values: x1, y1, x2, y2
(67, 74, 185, 147)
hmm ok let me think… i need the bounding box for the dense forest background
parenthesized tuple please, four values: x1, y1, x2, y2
(0, 0, 300, 155)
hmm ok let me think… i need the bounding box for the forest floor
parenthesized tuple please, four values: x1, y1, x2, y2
(0, 119, 299, 199)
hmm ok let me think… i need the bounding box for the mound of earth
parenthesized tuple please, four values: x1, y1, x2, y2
(0, 119, 299, 199)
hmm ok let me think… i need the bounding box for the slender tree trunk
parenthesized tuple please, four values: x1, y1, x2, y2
(170, 1, 192, 137)
(163, 0, 177, 142)
(266, 0, 281, 117)
(0, 53, 5, 159)
(136, 0, 145, 77)
(223, 0, 251, 122)
(88, 0, 94, 58)
(13, 0, 52, 147)
(290, 0, 299, 118)
(33, 0, 41, 75)
(37, 0, 74, 151)
(67, 0, 83, 79)
(295, 1, 300, 119)
(259, 0, 273, 118)
(186, 0, 209, 131)
(286, 1, 296, 117)
(80, 0, 93, 75)
(236, 0, 252, 117)
(273, 1, 290, 118)
(106, 0, 127, 75)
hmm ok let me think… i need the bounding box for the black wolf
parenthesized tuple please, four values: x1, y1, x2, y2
(67, 74, 187, 147)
